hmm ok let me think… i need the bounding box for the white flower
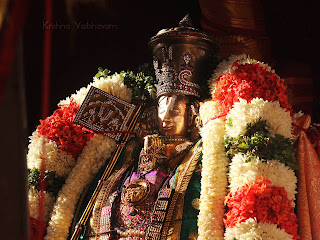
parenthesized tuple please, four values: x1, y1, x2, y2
(92, 74, 132, 103)
(27, 131, 76, 177)
(228, 153, 297, 206)
(225, 98, 293, 139)
(28, 187, 55, 222)
(225, 218, 293, 240)
(58, 73, 132, 107)
(45, 134, 116, 240)
(198, 100, 229, 240)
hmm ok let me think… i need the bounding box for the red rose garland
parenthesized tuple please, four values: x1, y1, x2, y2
(37, 99, 94, 158)
(213, 61, 292, 115)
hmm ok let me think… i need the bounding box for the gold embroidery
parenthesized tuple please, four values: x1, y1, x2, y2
(161, 140, 202, 240)
(189, 232, 198, 240)
(191, 198, 200, 210)
(90, 140, 138, 235)
(195, 163, 202, 173)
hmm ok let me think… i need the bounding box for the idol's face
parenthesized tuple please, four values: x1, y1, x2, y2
(158, 95, 188, 137)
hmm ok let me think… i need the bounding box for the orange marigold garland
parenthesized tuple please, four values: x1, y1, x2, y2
(225, 177, 299, 240)
(213, 60, 292, 115)
(37, 99, 94, 158)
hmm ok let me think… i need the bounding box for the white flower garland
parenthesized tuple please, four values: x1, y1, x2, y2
(224, 97, 298, 239)
(45, 134, 116, 240)
(228, 153, 297, 206)
(206, 54, 298, 239)
(208, 54, 275, 95)
(225, 98, 293, 139)
(27, 132, 76, 222)
(27, 73, 132, 239)
(27, 131, 76, 177)
(225, 98, 297, 205)
(198, 100, 229, 240)
(28, 187, 55, 222)
(59, 73, 132, 106)
(225, 218, 293, 240)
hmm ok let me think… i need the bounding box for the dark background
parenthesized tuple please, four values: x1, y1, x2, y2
(22, 0, 317, 136)
(23, 0, 199, 137)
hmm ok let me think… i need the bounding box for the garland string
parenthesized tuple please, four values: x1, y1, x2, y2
(98, 130, 134, 134)
(38, 138, 47, 240)
(204, 113, 227, 126)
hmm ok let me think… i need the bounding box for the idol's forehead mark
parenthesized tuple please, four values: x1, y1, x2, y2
(158, 95, 177, 113)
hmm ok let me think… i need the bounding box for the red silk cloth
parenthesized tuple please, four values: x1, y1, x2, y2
(294, 114, 320, 240)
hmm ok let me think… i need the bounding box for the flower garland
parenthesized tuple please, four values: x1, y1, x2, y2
(203, 54, 299, 240)
(198, 100, 229, 239)
(45, 134, 116, 240)
(37, 99, 94, 159)
(225, 177, 299, 239)
(27, 72, 133, 239)
(228, 154, 297, 206)
(224, 98, 292, 140)
(223, 100, 296, 170)
(28, 186, 55, 222)
(27, 131, 76, 178)
(210, 54, 292, 115)
(27, 133, 75, 223)
(223, 98, 299, 240)
(224, 218, 294, 240)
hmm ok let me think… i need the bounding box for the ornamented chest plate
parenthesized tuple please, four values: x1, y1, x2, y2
(122, 179, 150, 205)
(73, 86, 137, 141)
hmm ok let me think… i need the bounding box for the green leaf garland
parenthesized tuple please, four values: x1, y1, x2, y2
(95, 63, 157, 105)
(28, 167, 66, 197)
(223, 119, 297, 170)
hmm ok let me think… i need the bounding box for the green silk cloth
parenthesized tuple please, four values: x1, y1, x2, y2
(180, 155, 202, 239)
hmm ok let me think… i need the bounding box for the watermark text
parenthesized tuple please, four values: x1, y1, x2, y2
(43, 20, 118, 30)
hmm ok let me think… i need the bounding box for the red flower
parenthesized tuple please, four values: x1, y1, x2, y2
(224, 177, 299, 239)
(37, 99, 94, 158)
(213, 62, 292, 115)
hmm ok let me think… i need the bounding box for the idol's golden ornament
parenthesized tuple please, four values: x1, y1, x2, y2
(122, 179, 151, 205)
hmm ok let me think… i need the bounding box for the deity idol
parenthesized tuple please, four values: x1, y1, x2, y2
(83, 17, 218, 240)
(28, 14, 310, 240)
